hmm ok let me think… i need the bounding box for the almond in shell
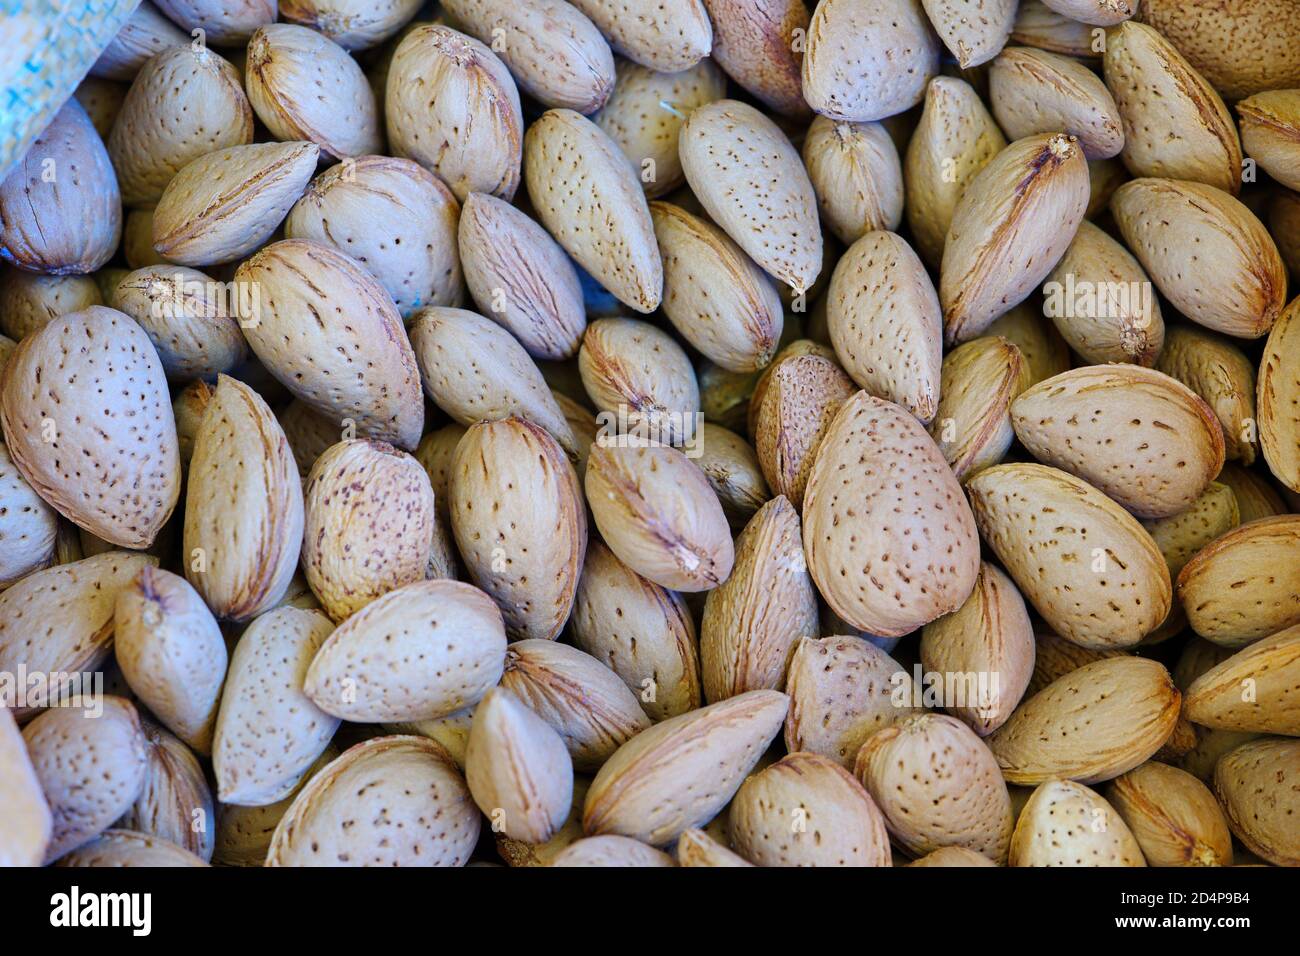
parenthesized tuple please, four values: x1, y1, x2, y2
(0, 707, 52, 865)
(57, 829, 207, 867)
(1213, 737, 1300, 867)
(0, 268, 103, 341)
(922, 0, 1015, 68)
(1150, 326, 1256, 462)
(1184, 623, 1300, 735)
(90, 2, 190, 81)
(1040, 0, 1134, 25)
(1009, 779, 1145, 866)
(118, 720, 216, 861)
(151, 0, 275, 45)
(1258, 297, 1300, 492)
(676, 827, 753, 867)
(930, 336, 1029, 482)
(566, 0, 711, 72)
(801, 116, 903, 246)
(1237, 91, 1300, 193)
(1105, 762, 1232, 867)
(700, 0, 809, 117)
(279, 0, 424, 50)
(693, 423, 771, 529)
(990, 46, 1123, 160)
(0, 442, 58, 588)
(1009, 0, 1099, 60)
(550, 834, 675, 866)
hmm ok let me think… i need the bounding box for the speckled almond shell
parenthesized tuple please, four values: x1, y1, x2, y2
(931, 336, 1029, 482)
(0, 442, 58, 588)
(525, 108, 663, 312)
(247, 24, 382, 160)
(1009, 779, 1146, 867)
(940, 133, 1090, 344)
(988, 656, 1181, 785)
(1213, 737, 1300, 867)
(152, 141, 320, 266)
(966, 463, 1171, 648)
(991, 46, 1123, 160)
(0, 704, 51, 866)
(1111, 178, 1287, 340)
(212, 607, 340, 806)
(732, 752, 891, 866)
(303, 440, 435, 623)
(211, 745, 338, 866)
(1040, 0, 1134, 26)
(922, 0, 1015, 68)
(695, 423, 770, 528)
(235, 239, 424, 450)
(803, 392, 981, 637)
(702, 0, 809, 117)
(457, 192, 584, 360)
(855, 713, 1014, 862)
(679, 99, 822, 294)
(1184, 623, 1300, 736)
(57, 829, 209, 867)
(0, 307, 179, 548)
(1103, 22, 1241, 194)
(114, 567, 227, 755)
(1010, 0, 1099, 60)
(152, 0, 276, 45)
(90, 2, 190, 81)
(566, 0, 712, 72)
(409, 306, 576, 456)
(386, 25, 523, 202)
(267, 735, 481, 866)
(801, 0, 940, 123)
(578, 317, 699, 446)
(569, 539, 703, 722)
(551, 834, 675, 866)
(594, 58, 726, 199)
(279, 0, 423, 50)
(1155, 328, 1259, 465)
(676, 827, 753, 866)
(448, 418, 586, 641)
(1239, 92, 1300, 191)
(117, 720, 216, 860)
(106, 46, 252, 208)
(584, 442, 734, 592)
(304, 578, 507, 723)
(650, 201, 782, 373)
(1258, 297, 1300, 492)
(23, 697, 148, 864)
(1011, 365, 1226, 519)
(802, 116, 904, 246)
(1105, 762, 1233, 867)
(584, 689, 788, 845)
(183, 375, 303, 622)
(0, 270, 103, 341)
(0, 100, 122, 274)
(440, 0, 615, 112)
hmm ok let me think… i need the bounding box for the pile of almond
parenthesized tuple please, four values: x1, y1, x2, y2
(1, 0, 1298, 869)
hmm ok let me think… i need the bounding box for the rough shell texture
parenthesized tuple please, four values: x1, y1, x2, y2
(151, 0, 276, 45)
(1106, 761, 1233, 866)
(991, 46, 1123, 160)
(929, 336, 1029, 481)
(1213, 737, 1300, 867)
(278, 0, 423, 50)
(802, 116, 903, 245)
(0, 442, 58, 588)
(550, 834, 675, 866)
(700, 0, 809, 117)
(0, 704, 52, 866)
(117, 720, 217, 860)
(1258, 298, 1300, 492)
(565, 0, 712, 72)
(1009, 779, 1146, 866)
(56, 829, 208, 867)
(90, 1, 190, 81)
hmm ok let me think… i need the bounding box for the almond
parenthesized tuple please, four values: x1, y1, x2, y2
(23, 697, 147, 863)
(286, 156, 463, 319)
(1039, 0, 1134, 26)
(1011, 365, 1226, 519)
(212, 746, 338, 866)
(1009, 779, 1145, 866)
(235, 239, 425, 449)
(566, 0, 712, 72)
(1, 307, 179, 548)
(732, 751, 891, 866)
(650, 201, 782, 372)
(1, 100, 121, 274)
(910, 846, 999, 867)
(153, 141, 320, 266)
(1155, 324, 1260, 461)
(801, 116, 903, 245)
(593, 58, 726, 199)
(107, 46, 252, 208)
(267, 736, 482, 866)
(904, 76, 1007, 269)
(988, 656, 1181, 785)
(585, 442, 734, 592)
(1102, 21, 1241, 195)
(183, 375, 304, 621)
(679, 99, 822, 293)
(495, 775, 591, 866)
(675, 827, 753, 866)
(802, 0, 941, 123)
(151, 0, 275, 44)
(694, 423, 771, 529)
(701, 496, 818, 701)
(700, 0, 809, 116)
(448, 417, 586, 640)
(90, 2, 190, 81)
(1111, 178, 1286, 339)
(930, 336, 1029, 481)
(747, 339, 836, 436)
(1258, 296, 1300, 492)
(783, 635, 920, 767)
(754, 354, 856, 509)
(1105, 762, 1232, 867)
(410, 306, 577, 456)
(525, 108, 663, 312)
(1010, 0, 1099, 60)
(115, 566, 227, 755)
(1176, 515, 1300, 647)
(1238, 90, 1300, 192)
(57, 829, 207, 867)
(940, 133, 1090, 343)
(457, 192, 584, 360)
(118, 719, 216, 861)
(1027, 630, 1129, 696)
(1217, 462, 1288, 523)
(386, 25, 523, 201)
(570, 539, 703, 721)
(550, 834, 675, 866)
(0, 706, 51, 866)
(0, 268, 103, 340)
(279, 0, 423, 50)
(990, 47, 1123, 160)
(583, 689, 788, 845)
(855, 713, 1014, 861)
(1213, 737, 1300, 867)
(0, 442, 58, 588)
(1184, 623, 1300, 735)
(803, 392, 981, 637)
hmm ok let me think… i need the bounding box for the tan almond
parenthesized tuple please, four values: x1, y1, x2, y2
(1216, 462, 1288, 523)
(1040, 0, 1134, 26)
(0, 268, 102, 340)
(676, 827, 753, 867)
(1010, 0, 1100, 60)
(1009, 779, 1146, 866)
(550, 834, 675, 866)
(565, 0, 711, 72)
(1213, 737, 1300, 867)
(1258, 296, 1300, 492)
(118, 719, 216, 860)
(990, 47, 1123, 160)
(802, 116, 903, 245)
(930, 336, 1030, 481)
(0, 706, 52, 865)
(979, 303, 1071, 387)
(693, 423, 771, 529)
(90, 2, 190, 81)
(1107, 762, 1232, 866)
(700, 0, 809, 116)
(1184, 623, 1300, 735)
(1154, 326, 1257, 464)
(1238, 91, 1300, 193)
(0, 442, 58, 588)
(278, 0, 423, 50)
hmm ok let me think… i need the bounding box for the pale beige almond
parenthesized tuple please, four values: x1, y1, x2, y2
(1184, 623, 1300, 735)
(90, 2, 190, 81)
(267, 735, 481, 866)
(153, 141, 319, 266)
(550, 834, 675, 866)
(1216, 463, 1288, 523)
(650, 201, 782, 372)
(967, 464, 1171, 648)
(151, 0, 276, 45)
(570, 539, 703, 721)
(930, 336, 1029, 481)
(1155, 326, 1256, 464)
(802, 116, 903, 245)
(733, 751, 891, 866)
(495, 775, 591, 866)
(1141, 481, 1240, 585)
(979, 303, 1071, 387)
(279, 0, 424, 50)
(57, 829, 207, 867)
(286, 156, 463, 319)
(923, 0, 1015, 68)
(693, 423, 770, 529)
(1258, 297, 1300, 492)
(0, 442, 58, 589)
(117, 720, 216, 860)
(212, 745, 337, 866)
(904, 76, 1007, 268)
(1009, 779, 1145, 866)
(700, 0, 809, 116)
(1111, 178, 1286, 339)
(386, 25, 522, 201)
(1236, 91, 1300, 192)
(1107, 762, 1232, 866)
(0, 268, 102, 340)
(1040, 0, 1134, 25)
(565, 0, 711, 72)
(583, 689, 789, 845)
(940, 133, 1090, 344)
(1011, 365, 1225, 519)
(1010, 0, 1100, 60)
(0, 706, 52, 865)
(676, 827, 753, 866)
(1176, 516, 1300, 647)
(988, 657, 1181, 785)
(1213, 737, 1300, 867)
(415, 423, 470, 518)
(990, 46, 1123, 160)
